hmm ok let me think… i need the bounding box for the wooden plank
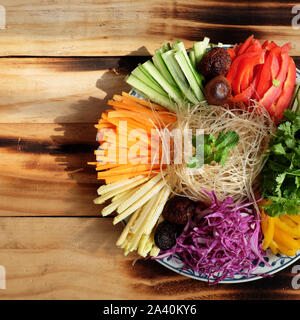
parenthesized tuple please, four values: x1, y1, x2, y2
(0, 217, 299, 300)
(0, 56, 299, 124)
(0, 123, 102, 216)
(0, 57, 143, 124)
(0, 0, 299, 56)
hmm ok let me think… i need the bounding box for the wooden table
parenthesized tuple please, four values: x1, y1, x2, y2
(0, 0, 300, 300)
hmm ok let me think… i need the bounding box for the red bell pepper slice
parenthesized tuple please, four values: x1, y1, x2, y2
(227, 48, 236, 60)
(244, 39, 262, 53)
(230, 72, 259, 103)
(237, 35, 254, 55)
(271, 57, 296, 118)
(227, 51, 260, 84)
(262, 41, 278, 51)
(281, 42, 291, 53)
(255, 46, 281, 100)
(258, 50, 290, 111)
(232, 50, 265, 95)
(262, 40, 269, 49)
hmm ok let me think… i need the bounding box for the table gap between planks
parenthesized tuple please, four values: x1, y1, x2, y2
(0, 0, 299, 300)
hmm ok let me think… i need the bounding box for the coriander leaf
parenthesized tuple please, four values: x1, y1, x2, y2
(262, 196, 300, 217)
(187, 156, 202, 168)
(260, 109, 300, 217)
(214, 131, 239, 151)
(214, 131, 239, 167)
(270, 143, 286, 155)
(189, 131, 239, 168)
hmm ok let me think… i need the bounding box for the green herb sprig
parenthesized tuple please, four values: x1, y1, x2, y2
(187, 131, 239, 168)
(260, 109, 300, 217)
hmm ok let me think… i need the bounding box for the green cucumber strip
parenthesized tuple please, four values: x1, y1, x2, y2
(189, 49, 196, 69)
(125, 74, 175, 111)
(142, 60, 184, 106)
(162, 50, 199, 105)
(291, 83, 300, 112)
(132, 65, 167, 96)
(173, 40, 204, 90)
(174, 50, 205, 102)
(297, 84, 300, 112)
(194, 37, 210, 65)
(152, 53, 177, 87)
(162, 43, 171, 52)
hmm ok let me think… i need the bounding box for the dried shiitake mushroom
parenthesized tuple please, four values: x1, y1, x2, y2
(162, 196, 196, 225)
(154, 221, 178, 251)
(198, 47, 231, 80)
(204, 75, 232, 106)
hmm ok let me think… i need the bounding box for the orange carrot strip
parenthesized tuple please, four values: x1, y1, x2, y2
(121, 92, 167, 111)
(104, 172, 157, 184)
(97, 164, 162, 177)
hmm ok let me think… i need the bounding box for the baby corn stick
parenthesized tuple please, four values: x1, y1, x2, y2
(113, 178, 166, 224)
(94, 176, 150, 204)
(116, 207, 142, 247)
(101, 188, 138, 216)
(116, 173, 164, 214)
(144, 184, 171, 235)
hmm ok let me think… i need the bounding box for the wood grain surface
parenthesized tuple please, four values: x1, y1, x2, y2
(0, 0, 300, 300)
(0, 0, 299, 56)
(0, 217, 299, 300)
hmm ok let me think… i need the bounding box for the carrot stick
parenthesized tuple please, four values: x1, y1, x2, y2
(121, 92, 167, 111)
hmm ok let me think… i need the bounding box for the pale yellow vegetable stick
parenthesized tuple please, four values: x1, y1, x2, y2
(101, 187, 138, 216)
(127, 197, 157, 252)
(131, 196, 158, 234)
(113, 178, 166, 225)
(94, 176, 150, 204)
(97, 175, 146, 195)
(117, 173, 164, 214)
(150, 245, 160, 257)
(142, 238, 153, 257)
(144, 185, 171, 235)
(116, 207, 142, 247)
(138, 234, 150, 256)
(131, 188, 167, 251)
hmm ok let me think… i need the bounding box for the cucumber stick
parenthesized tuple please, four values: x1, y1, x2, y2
(291, 83, 300, 112)
(152, 52, 177, 87)
(189, 49, 196, 69)
(125, 74, 175, 111)
(162, 50, 199, 105)
(173, 40, 204, 90)
(142, 60, 184, 106)
(194, 37, 210, 66)
(132, 64, 167, 96)
(174, 50, 205, 102)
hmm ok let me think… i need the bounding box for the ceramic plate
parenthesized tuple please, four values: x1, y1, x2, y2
(129, 65, 300, 284)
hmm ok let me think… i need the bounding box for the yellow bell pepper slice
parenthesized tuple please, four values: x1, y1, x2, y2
(288, 215, 300, 225)
(274, 218, 300, 238)
(279, 215, 297, 228)
(273, 225, 300, 250)
(269, 240, 279, 255)
(261, 210, 275, 250)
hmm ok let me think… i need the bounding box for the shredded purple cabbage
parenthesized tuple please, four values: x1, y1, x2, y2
(156, 191, 269, 284)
